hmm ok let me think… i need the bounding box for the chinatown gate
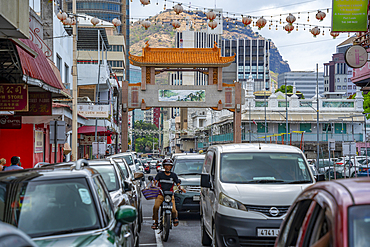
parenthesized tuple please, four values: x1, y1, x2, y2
(121, 42, 244, 151)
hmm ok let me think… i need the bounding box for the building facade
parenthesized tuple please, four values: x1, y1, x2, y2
(278, 71, 324, 99)
(221, 38, 270, 92)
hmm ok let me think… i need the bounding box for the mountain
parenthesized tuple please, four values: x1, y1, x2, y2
(129, 10, 291, 75)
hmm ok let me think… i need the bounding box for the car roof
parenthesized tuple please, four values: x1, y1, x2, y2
(107, 153, 132, 158)
(305, 177, 370, 207)
(210, 143, 303, 153)
(86, 159, 113, 166)
(174, 154, 205, 160)
(0, 166, 97, 183)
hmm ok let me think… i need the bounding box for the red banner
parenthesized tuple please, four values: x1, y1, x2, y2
(0, 84, 28, 111)
(0, 115, 22, 129)
(18, 92, 52, 116)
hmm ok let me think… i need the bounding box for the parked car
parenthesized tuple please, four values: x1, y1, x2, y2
(110, 157, 144, 231)
(200, 143, 317, 247)
(357, 166, 370, 177)
(172, 154, 205, 213)
(0, 162, 137, 247)
(275, 177, 370, 247)
(107, 153, 139, 173)
(0, 221, 38, 247)
(150, 160, 158, 169)
(144, 164, 150, 173)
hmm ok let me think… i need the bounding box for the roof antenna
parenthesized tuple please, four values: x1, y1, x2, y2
(259, 142, 261, 150)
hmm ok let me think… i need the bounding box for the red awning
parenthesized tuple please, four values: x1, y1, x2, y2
(16, 39, 63, 90)
(78, 126, 111, 135)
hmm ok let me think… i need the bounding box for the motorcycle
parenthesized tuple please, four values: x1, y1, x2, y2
(148, 176, 181, 242)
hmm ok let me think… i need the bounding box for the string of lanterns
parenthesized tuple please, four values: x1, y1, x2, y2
(132, 0, 345, 38)
(56, 11, 122, 28)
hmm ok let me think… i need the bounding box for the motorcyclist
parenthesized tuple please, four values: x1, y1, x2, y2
(151, 158, 186, 230)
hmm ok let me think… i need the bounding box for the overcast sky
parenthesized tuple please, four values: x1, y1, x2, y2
(130, 0, 348, 72)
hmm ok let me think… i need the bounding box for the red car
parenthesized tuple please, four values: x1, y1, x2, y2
(275, 177, 370, 247)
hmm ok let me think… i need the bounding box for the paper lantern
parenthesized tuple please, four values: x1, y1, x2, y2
(316, 11, 326, 21)
(140, 0, 150, 5)
(256, 17, 267, 30)
(91, 17, 100, 26)
(206, 11, 216, 22)
(174, 4, 183, 15)
(330, 31, 340, 39)
(112, 18, 122, 27)
(142, 20, 151, 30)
(284, 24, 294, 33)
(242, 16, 252, 26)
(286, 13, 296, 25)
(208, 21, 218, 30)
(63, 17, 72, 25)
(310, 26, 320, 37)
(172, 20, 181, 29)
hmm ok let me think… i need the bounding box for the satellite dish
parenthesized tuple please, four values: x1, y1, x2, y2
(345, 45, 368, 68)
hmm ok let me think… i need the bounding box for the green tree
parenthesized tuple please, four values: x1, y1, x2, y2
(133, 120, 159, 152)
(275, 85, 305, 99)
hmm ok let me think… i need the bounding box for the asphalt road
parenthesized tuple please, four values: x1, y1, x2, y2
(139, 169, 203, 247)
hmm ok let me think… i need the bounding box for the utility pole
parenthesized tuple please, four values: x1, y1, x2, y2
(285, 78, 288, 144)
(316, 63, 320, 172)
(71, 0, 78, 161)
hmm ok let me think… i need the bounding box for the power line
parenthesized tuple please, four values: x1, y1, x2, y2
(278, 37, 347, 48)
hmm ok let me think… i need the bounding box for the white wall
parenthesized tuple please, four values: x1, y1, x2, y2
(52, 11, 73, 89)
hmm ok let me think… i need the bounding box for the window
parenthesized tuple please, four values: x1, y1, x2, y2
(93, 177, 114, 225)
(56, 54, 62, 72)
(276, 200, 313, 247)
(337, 78, 340, 82)
(344, 78, 347, 82)
(322, 123, 332, 132)
(257, 123, 268, 133)
(337, 86, 341, 90)
(300, 123, 312, 132)
(348, 205, 370, 246)
(348, 85, 352, 90)
(203, 151, 214, 174)
(64, 63, 69, 85)
(342, 86, 347, 90)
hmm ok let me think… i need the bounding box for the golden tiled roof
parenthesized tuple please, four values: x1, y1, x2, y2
(129, 41, 235, 68)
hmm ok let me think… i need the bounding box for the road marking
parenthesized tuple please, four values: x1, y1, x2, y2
(139, 244, 157, 246)
(155, 229, 164, 247)
(143, 217, 152, 219)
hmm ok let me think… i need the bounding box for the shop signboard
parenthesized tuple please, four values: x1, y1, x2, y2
(18, 92, 52, 116)
(332, 0, 369, 32)
(34, 131, 44, 153)
(80, 135, 107, 145)
(0, 115, 22, 129)
(0, 84, 28, 111)
(77, 105, 109, 118)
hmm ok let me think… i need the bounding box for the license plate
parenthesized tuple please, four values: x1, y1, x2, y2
(193, 195, 200, 201)
(163, 205, 172, 209)
(257, 228, 280, 237)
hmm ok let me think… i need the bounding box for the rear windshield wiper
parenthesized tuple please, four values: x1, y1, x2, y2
(246, 179, 285, 184)
(287, 180, 312, 184)
(177, 173, 202, 176)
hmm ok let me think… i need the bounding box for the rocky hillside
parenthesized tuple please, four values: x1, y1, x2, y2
(129, 10, 291, 75)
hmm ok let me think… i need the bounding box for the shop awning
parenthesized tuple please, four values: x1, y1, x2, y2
(15, 39, 70, 98)
(78, 126, 111, 135)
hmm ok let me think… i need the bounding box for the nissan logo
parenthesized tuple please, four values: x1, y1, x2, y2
(269, 207, 279, 217)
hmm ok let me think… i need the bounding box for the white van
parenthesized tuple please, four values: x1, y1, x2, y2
(200, 143, 317, 247)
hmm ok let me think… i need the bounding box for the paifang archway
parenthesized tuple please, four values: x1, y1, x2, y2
(121, 42, 244, 151)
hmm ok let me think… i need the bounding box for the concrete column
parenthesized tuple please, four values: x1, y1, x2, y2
(121, 81, 129, 152)
(234, 82, 242, 143)
(141, 66, 146, 90)
(218, 67, 223, 91)
(208, 68, 214, 85)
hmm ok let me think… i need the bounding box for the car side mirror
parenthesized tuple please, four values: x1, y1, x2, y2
(134, 172, 144, 180)
(201, 174, 211, 188)
(317, 174, 326, 182)
(124, 181, 132, 192)
(108, 205, 137, 242)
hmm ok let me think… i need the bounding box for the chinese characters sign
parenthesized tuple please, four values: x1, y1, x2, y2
(0, 115, 22, 129)
(332, 0, 369, 32)
(80, 135, 107, 145)
(77, 105, 109, 118)
(0, 84, 28, 111)
(19, 92, 52, 116)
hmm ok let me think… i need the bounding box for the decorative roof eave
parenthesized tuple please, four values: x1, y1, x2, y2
(129, 41, 235, 68)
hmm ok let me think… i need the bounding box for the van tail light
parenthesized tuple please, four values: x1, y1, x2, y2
(336, 162, 343, 166)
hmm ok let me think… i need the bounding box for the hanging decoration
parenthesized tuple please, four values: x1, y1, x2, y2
(63, 17, 72, 25)
(140, 0, 150, 6)
(242, 16, 252, 27)
(286, 13, 296, 25)
(256, 17, 267, 30)
(112, 18, 122, 27)
(208, 21, 218, 30)
(310, 26, 320, 37)
(206, 11, 216, 22)
(142, 20, 151, 30)
(173, 4, 184, 15)
(315, 10, 326, 21)
(172, 20, 181, 29)
(284, 24, 294, 33)
(91, 17, 100, 26)
(71, 18, 76, 25)
(57, 11, 64, 22)
(330, 31, 340, 39)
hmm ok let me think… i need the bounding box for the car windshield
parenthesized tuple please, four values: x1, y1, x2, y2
(349, 205, 370, 246)
(173, 159, 204, 175)
(220, 152, 313, 184)
(114, 155, 133, 165)
(90, 165, 119, 192)
(0, 178, 99, 238)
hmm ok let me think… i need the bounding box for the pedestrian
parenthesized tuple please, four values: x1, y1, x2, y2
(84, 154, 90, 160)
(3, 156, 23, 171)
(0, 158, 6, 171)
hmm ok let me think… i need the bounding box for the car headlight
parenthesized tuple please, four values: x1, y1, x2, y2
(165, 195, 172, 202)
(219, 192, 247, 211)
